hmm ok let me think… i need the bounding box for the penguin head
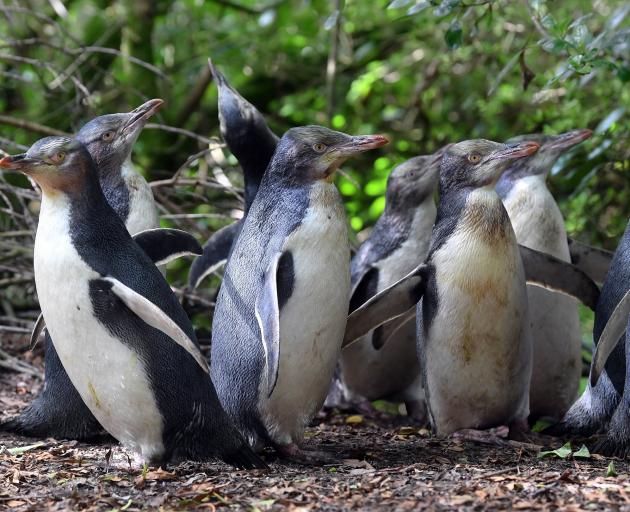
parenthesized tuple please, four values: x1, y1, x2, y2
(272, 126, 389, 184)
(385, 148, 445, 208)
(439, 139, 540, 193)
(501, 128, 592, 181)
(76, 98, 163, 176)
(0, 136, 95, 196)
(209, 59, 264, 141)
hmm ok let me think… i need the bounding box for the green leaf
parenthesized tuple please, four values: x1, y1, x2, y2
(388, 0, 413, 8)
(573, 445, 591, 458)
(607, 461, 617, 477)
(408, 1, 430, 15)
(538, 442, 572, 459)
(434, 0, 461, 17)
(445, 20, 463, 49)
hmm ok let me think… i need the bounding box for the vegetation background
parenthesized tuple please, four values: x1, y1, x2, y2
(0, 0, 628, 374)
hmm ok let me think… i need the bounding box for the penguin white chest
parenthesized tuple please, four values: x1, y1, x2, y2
(34, 195, 164, 460)
(262, 182, 350, 444)
(503, 176, 581, 418)
(424, 190, 532, 435)
(121, 160, 159, 235)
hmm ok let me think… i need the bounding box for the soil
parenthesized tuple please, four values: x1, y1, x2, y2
(0, 335, 628, 511)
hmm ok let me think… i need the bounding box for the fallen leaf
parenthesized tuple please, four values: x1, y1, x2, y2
(538, 442, 572, 459)
(7, 441, 46, 455)
(346, 415, 363, 424)
(573, 445, 590, 459)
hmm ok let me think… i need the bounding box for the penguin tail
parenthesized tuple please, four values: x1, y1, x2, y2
(221, 442, 268, 470)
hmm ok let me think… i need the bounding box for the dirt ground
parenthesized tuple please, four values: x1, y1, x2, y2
(1, 335, 629, 511)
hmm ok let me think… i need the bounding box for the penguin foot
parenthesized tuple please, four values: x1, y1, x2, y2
(275, 443, 337, 466)
(453, 427, 543, 450)
(592, 436, 630, 459)
(0, 410, 109, 442)
(452, 427, 509, 446)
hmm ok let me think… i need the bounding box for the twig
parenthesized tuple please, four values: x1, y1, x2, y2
(0, 115, 69, 136)
(326, 0, 343, 125)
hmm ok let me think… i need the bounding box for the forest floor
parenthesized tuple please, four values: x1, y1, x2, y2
(0, 334, 629, 511)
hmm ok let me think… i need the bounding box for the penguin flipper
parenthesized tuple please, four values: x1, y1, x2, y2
(590, 288, 630, 386)
(519, 245, 600, 310)
(372, 308, 416, 350)
(343, 263, 427, 349)
(132, 228, 203, 266)
(255, 251, 289, 397)
(568, 237, 613, 284)
(95, 277, 209, 373)
(188, 221, 242, 289)
(349, 267, 379, 313)
(30, 312, 46, 349)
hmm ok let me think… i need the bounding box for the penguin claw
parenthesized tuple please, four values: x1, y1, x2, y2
(275, 443, 337, 466)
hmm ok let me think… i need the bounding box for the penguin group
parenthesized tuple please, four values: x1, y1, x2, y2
(0, 58, 626, 468)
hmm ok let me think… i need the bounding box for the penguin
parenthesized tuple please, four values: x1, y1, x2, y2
(210, 126, 388, 463)
(496, 128, 593, 422)
(1, 99, 185, 441)
(335, 150, 444, 421)
(188, 60, 279, 289)
(549, 217, 630, 448)
(587, 248, 630, 456)
(76, 98, 163, 234)
(342, 139, 600, 441)
(0, 138, 265, 468)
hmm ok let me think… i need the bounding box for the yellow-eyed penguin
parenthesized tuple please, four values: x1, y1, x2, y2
(188, 61, 278, 289)
(1, 100, 201, 442)
(550, 218, 630, 454)
(343, 139, 600, 441)
(210, 126, 388, 463)
(497, 128, 593, 422)
(0, 138, 265, 468)
(335, 150, 443, 421)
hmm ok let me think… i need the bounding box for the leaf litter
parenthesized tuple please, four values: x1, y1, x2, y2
(0, 338, 629, 510)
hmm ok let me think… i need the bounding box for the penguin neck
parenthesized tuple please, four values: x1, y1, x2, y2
(239, 131, 277, 213)
(98, 156, 133, 223)
(379, 194, 436, 242)
(503, 175, 568, 257)
(431, 185, 512, 256)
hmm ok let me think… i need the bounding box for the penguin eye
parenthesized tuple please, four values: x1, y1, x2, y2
(102, 131, 115, 142)
(50, 152, 65, 164)
(312, 143, 327, 153)
(468, 153, 481, 164)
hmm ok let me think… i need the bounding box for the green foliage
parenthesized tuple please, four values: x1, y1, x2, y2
(0, 0, 628, 290)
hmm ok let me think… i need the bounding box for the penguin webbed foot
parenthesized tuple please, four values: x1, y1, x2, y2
(221, 444, 269, 470)
(275, 443, 337, 466)
(452, 424, 548, 450)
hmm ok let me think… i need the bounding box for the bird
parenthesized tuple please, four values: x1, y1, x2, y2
(188, 60, 278, 289)
(76, 98, 163, 234)
(210, 125, 388, 463)
(333, 149, 444, 422)
(0, 99, 192, 442)
(342, 139, 600, 442)
(549, 217, 630, 451)
(0, 137, 265, 469)
(496, 128, 593, 422)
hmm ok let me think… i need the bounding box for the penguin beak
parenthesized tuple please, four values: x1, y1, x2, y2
(482, 141, 540, 164)
(0, 153, 40, 173)
(543, 129, 592, 151)
(336, 134, 390, 157)
(121, 98, 164, 136)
